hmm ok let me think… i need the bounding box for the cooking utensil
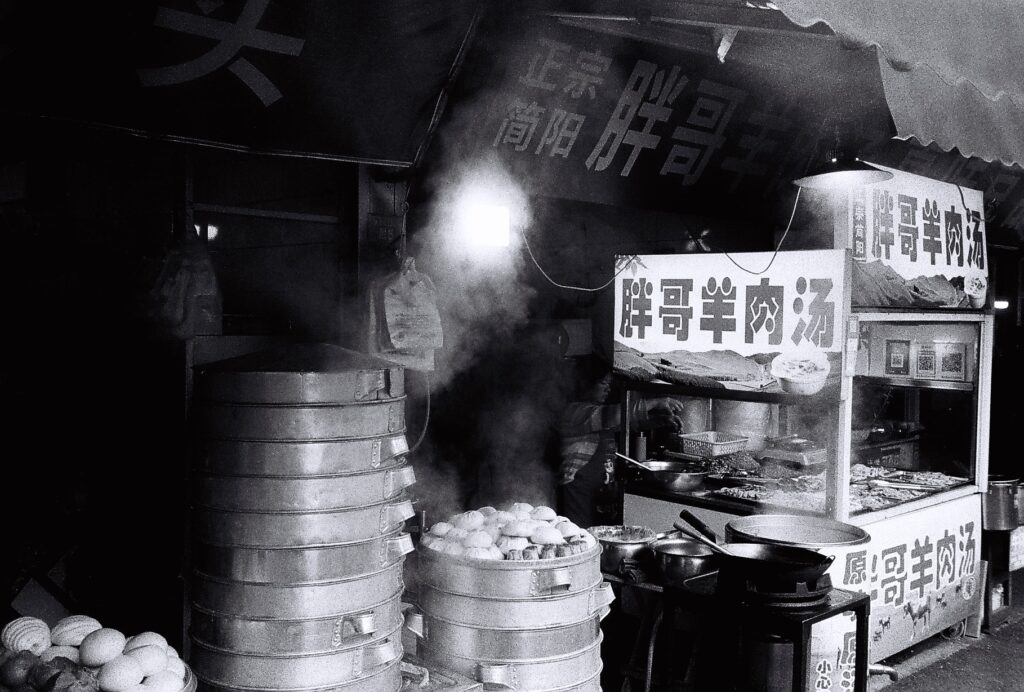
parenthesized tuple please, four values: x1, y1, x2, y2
(678, 509, 718, 542)
(589, 525, 658, 573)
(616, 451, 651, 471)
(674, 518, 836, 583)
(651, 536, 716, 585)
(634, 460, 708, 492)
(715, 544, 835, 584)
(672, 520, 736, 557)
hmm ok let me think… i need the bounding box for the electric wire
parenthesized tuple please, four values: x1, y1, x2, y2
(409, 369, 432, 454)
(719, 185, 803, 275)
(521, 225, 638, 291)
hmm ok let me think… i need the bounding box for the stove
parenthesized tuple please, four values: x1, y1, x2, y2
(716, 572, 834, 610)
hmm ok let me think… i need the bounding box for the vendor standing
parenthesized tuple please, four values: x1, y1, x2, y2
(558, 363, 685, 527)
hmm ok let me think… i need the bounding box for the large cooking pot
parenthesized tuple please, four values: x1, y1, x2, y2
(636, 460, 707, 492)
(651, 535, 716, 585)
(199, 398, 406, 441)
(589, 525, 658, 573)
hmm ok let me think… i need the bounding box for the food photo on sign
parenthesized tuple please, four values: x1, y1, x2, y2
(612, 250, 844, 396)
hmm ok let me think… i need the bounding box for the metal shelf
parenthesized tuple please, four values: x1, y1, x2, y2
(854, 375, 975, 392)
(619, 377, 841, 406)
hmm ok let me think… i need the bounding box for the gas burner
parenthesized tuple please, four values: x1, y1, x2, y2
(716, 573, 834, 607)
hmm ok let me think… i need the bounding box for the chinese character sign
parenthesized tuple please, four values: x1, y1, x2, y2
(613, 251, 846, 357)
(835, 494, 981, 662)
(849, 165, 987, 308)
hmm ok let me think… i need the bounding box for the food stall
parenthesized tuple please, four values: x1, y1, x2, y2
(614, 166, 992, 686)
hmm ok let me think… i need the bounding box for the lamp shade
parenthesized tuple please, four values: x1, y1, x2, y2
(793, 157, 893, 190)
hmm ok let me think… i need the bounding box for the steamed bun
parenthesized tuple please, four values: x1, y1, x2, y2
(530, 525, 565, 545)
(496, 535, 529, 554)
(453, 511, 485, 531)
(445, 527, 470, 542)
(510, 502, 534, 514)
(491, 511, 516, 526)
(530, 506, 557, 522)
(439, 540, 465, 556)
(478, 506, 498, 516)
(463, 530, 494, 548)
(501, 520, 536, 538)
(429, 521, 453, 538)
(555, 521, 583, 539)
(464, 547, 500, 560)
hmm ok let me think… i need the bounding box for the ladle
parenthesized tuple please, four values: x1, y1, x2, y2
(673, 518, 736, 557)
(615, 451, 651, 471)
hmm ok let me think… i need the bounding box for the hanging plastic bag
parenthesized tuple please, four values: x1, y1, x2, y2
(143, 227, 222, 340)
(366, 257, 442, 370)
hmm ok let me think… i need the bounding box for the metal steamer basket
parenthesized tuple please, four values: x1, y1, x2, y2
(190, 345, 411, 692)
(408, 543, 610, 691)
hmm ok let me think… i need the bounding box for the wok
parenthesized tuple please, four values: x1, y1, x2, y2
(674, 515, 834, 584)
(715, 543, 835, 584)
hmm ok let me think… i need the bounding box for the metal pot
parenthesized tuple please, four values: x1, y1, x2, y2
(192, 496, 415, 547)
(637, 460, 707, 492)
(197, 435, 409, 476)
(193, 529, 414, 583)
(651, 535, 716, 585)
(189, 625, 402, 689)
(191, 560, 404, 619)
(191, 591, 404, 655)
(589, 525, 658, 573)
(193, 464, 416, 511)
(416, 582, 614, 630)
(195, 657, 402, 692)
(415, 541, 602, 599)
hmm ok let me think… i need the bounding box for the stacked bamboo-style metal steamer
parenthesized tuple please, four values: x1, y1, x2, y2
(408, 538, 614, 691)
(188, 344, 415, 692)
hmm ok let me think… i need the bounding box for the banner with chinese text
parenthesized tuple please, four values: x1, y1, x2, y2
(848, 165, 988, 309)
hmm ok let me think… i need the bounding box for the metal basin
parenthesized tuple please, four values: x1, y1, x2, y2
(638, 460, 707, 492)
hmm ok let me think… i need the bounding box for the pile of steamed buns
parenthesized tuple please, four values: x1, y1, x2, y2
(420, 503, 596, 560)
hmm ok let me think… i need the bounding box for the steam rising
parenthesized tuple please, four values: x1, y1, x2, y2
(407, 151, 573, 522)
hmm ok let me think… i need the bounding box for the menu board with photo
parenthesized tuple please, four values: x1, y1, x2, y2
(847, 166, 988, 309)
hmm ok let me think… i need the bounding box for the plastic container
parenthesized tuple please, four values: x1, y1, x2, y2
(677, 431, 748, 457)
(983, 475, 1020, 530)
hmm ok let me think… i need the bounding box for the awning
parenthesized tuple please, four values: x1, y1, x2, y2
(775, 0, 1024, 168)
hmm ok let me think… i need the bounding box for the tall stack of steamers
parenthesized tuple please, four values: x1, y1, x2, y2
(188, 345, 415, 692)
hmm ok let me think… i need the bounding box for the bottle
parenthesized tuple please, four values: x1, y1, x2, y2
(635, 432, 648, 462)
(594, 444, 623, 525)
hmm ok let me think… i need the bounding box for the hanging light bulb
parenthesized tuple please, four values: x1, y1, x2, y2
(793, 126, 893, 190)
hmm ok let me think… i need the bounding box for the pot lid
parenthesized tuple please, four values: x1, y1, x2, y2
(197, 343, 404, 404)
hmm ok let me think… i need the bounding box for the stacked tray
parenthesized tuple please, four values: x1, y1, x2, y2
(407, 544, 612, 691)
(190, 344, 414, 692)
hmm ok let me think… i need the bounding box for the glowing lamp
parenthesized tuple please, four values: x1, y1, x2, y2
(460, 204, 511, 247)
(994, 299, 1009, 310)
